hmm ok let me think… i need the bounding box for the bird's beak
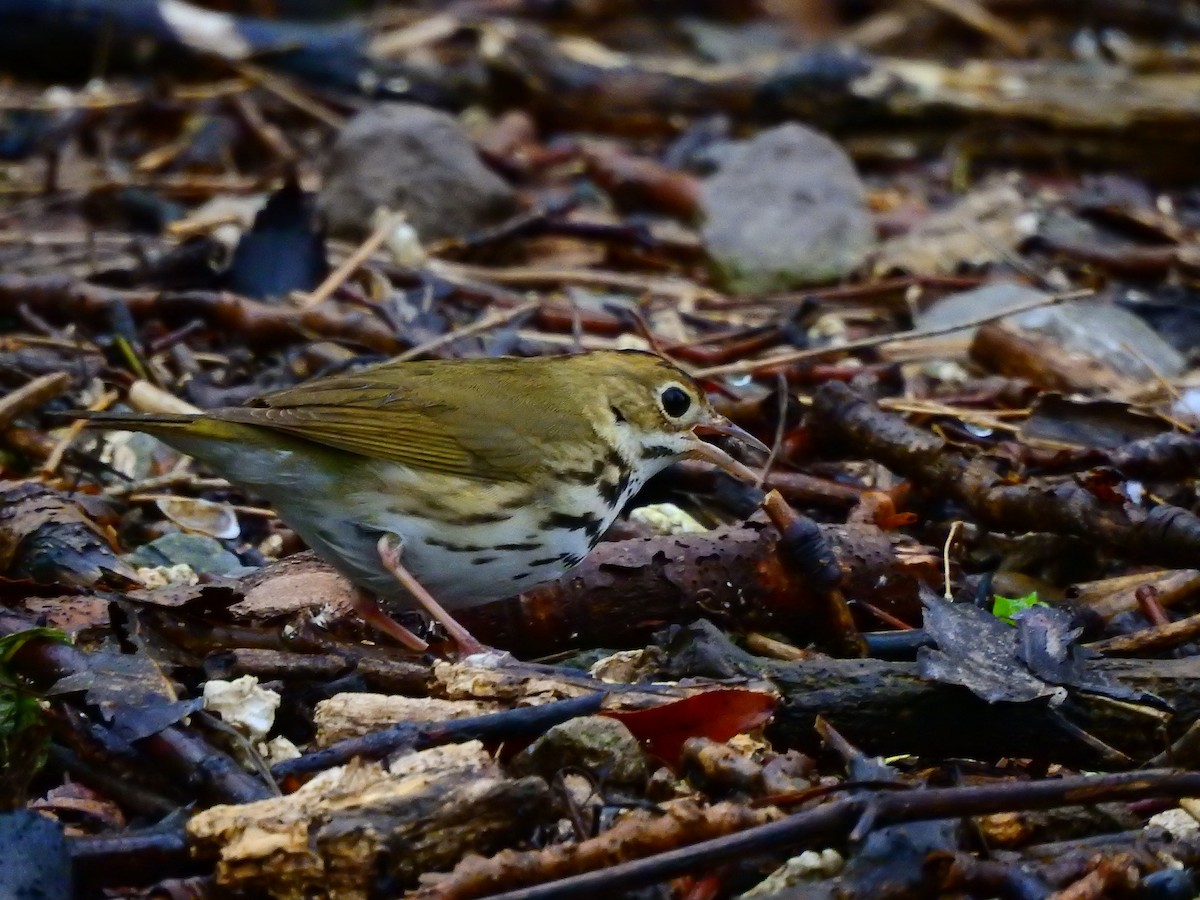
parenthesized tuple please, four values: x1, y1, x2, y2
(689, 417, 769, 482)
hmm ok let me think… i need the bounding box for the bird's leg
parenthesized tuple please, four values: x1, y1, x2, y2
(349, 588, 429, 652)
(376, 535, 486, 656)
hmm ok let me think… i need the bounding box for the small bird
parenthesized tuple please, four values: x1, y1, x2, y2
(79, 350, 766, 654)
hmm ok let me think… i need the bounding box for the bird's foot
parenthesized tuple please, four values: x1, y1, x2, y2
(376, 534, 488, 657)
(349, 589, 428, 652)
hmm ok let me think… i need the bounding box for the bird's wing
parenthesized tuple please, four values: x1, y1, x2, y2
(208, 359, 587, 482)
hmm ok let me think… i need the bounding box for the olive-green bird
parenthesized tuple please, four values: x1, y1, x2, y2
(79, 350, 766, 654)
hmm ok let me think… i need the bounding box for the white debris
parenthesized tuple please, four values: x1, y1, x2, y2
(203, 675, 281, 742)
(629, 503, 707, 536)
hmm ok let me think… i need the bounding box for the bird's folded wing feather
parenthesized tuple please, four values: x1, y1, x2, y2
(206, 364, 586, 482)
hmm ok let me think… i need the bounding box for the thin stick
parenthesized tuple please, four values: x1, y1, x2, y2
(432, 260, 721, 303)
(754, 373, 788, 490)
(943, 520, 962, 599)
(105, 473, 231, 498)
(1149, 718, 1200, 767)
(232, 61, 345, 129)
(127, 495, 276, 518)
(369, 13, 460, 57)
(0, 372, 71, 431)
(912, 0, 1030, 55)
(42, 390, 117, 476)
(1086, 608, 1200, 656)
(394, 298, 542, 362)
(696, 289, 1093, 378)
(297, 210, 408, 309)
(1119, 339, 1192, 432)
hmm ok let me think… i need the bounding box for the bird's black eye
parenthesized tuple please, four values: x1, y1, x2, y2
(660, 386, 691, 418)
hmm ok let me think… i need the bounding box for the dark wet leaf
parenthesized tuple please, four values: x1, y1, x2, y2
(919, 594, 1158, 708)
(1020, 393, 1169, 449)
(47, 642, 202, 743)
(918, 594, 1060, 704)
(31, 782, 126, 829)
(226, 179, 328, 300)
(1015, 605, 1154, 705)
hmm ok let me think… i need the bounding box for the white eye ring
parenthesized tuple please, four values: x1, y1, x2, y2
(659, 383, 693, 419)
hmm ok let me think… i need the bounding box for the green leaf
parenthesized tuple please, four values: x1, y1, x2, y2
(992, 592, 1047, 625)
(0, 626, 68, 664)
(0, 690, 42, 742)
(0, 627, 68, 799)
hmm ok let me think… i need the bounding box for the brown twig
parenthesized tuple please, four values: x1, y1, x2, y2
(231, 61, 345, 129)
(394, 298, 541, 362)
(0, 275, 407, 353)
(1086, 611, 1200, 656)
(270, 694, 604, 779)
(696, 289, 1092, 378)
(41, 388, 117, 476)
(297, 210, 409, 309)
(911, 0, 1030, 55)
(0, 372, 72, 430)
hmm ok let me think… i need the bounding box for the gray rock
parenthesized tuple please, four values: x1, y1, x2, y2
(918, 281, 1186, 380)
(0, 810, 71, 900)
(1017, 299, 1186, 380)
(509, 715, 647, 787)
(915, 281, 1049, 337)
(319, 103, 517, 242)
(700, 124, 874, 294)
(125, 532, 245, 575)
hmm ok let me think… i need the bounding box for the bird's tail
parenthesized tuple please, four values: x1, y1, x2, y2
(64, 410, 299, 489)
(67, 410, 201, 429)
(62, 410, 250, 444)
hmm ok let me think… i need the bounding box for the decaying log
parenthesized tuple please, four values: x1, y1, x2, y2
(0, 480, 139, 588)
(313, 695, 501, 747)
(660, 622, 1194, 766)
(484, 23, 1200, 175)
(188, 745, 555, 898)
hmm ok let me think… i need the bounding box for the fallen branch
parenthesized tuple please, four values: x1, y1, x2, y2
(0, 275, 407, 354)
(457, 520, 936, 655)
(655, 622, 1188, 766)
(809, 381, 1200, 569)
(419, 769, 1200, 900)
(271, 693, 605, 780)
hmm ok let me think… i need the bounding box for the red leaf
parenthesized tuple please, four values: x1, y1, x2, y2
(603, 689, 777, 769)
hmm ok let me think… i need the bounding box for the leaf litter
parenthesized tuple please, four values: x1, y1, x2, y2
(5, 2, 1200, 898)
